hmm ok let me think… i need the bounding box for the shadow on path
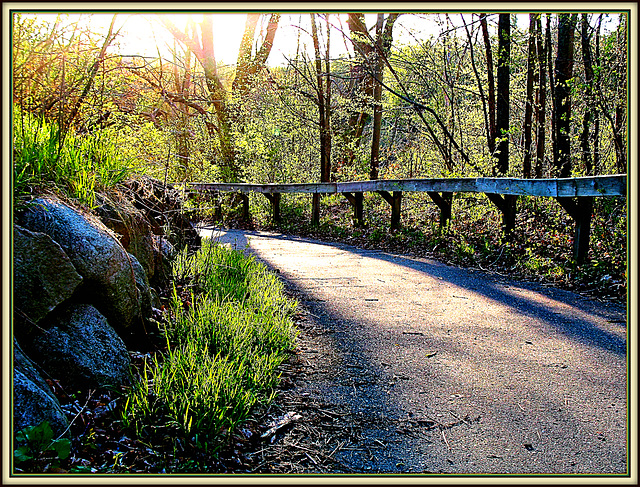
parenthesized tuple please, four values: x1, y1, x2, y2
(199, 226, 628, 474)
(206, 227, 626, 356)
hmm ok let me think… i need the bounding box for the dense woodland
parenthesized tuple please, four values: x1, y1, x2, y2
(13, 11, 628, 299)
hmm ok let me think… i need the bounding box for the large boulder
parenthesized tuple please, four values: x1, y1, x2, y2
(129, 253, 153, 322)
(94, 191, 158, 282)
(29, 304, 131, 390)
(13, 340, 70, 439)
(18, 197, 145, 333)
(13, 225, 83, 326)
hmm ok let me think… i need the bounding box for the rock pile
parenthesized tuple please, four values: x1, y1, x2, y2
(12, 177, 199, 439)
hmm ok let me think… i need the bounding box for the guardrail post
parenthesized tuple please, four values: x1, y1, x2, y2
(427, 191, 453, 228)
(556, 196, 593, 264)
(486, 194, 517, 238)
(263, 193, 281, 224)
(312, 193, 320, 226)
(378, 191, 402, 230)
(342, 192, 364, 227)
(213, 190, 222, 221)
(240, 193, 250, 222)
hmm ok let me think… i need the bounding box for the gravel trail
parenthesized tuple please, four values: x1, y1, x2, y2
(201, 227, 628, 476)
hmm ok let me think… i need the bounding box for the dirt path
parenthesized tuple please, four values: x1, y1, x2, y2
(200, 227, 628, 475)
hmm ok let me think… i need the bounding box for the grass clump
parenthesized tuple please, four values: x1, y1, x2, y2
(13, 108, 133, 207)
(122, 238, 298, 463)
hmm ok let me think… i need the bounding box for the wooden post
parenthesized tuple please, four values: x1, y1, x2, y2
(312, 193, 320, 226)
(342, 191, 364, 227)
(264, 193, 281, 224)
(240, 193, 250, 222)
(427, 191, 453, 228)
(556, 196, 593, 263)
(213, 191, 222, 221)
(486, 193, 517, 238)
(378, 190, 402, 230)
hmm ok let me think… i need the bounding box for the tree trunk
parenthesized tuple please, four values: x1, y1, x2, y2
(482, 14, 516, 238)
(593, 15, 602, 173)
(534, 14, 547, 178)
(370, 14, 385, 180)
(324, 14, 333, 181)
(345, 13, 399, 172)
(480, 13, 496, 155)
(613, 16, 627, 173)
(462, 15, 491, 159)
(579, 14, 595, 175)
(523, 14, 537, 178)
(495, 13, 510, 175)
(546, 14, 556, 171)
(233, 14, 281, 99)
(553, 13, 578, 178)
(346, 12, 375, 154)
(310, 14, 331, 183)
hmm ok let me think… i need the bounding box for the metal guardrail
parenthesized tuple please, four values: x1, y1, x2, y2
(188, 175, 627, 263)
(190, 175, 626, 197)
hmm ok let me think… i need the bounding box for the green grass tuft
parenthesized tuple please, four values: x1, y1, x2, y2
(121, 238, 298, 454)
(13, 108, 133, 207)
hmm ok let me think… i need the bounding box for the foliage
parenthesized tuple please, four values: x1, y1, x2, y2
(120, 238, 298, 466)
(14, 421, 71, 472)
(13, 13, 628, 187)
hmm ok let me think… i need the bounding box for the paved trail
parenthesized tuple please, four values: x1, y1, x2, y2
(201, 227, 628, 475)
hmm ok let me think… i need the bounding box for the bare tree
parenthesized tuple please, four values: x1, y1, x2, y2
(160, 13, 281, 181)
(553, 13, 578, 178)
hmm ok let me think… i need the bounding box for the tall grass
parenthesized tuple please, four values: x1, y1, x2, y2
(122, 238, 298, 454)
(13, 108, 132, 207)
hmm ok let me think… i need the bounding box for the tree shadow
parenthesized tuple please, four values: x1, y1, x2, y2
(198, 226, 628, 473)
(203, 226, 626, 357)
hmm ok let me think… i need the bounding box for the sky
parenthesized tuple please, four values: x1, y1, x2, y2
(112, 13, 445, 66)
(24, 12, 518, 67)
(21, 11, 618, 68)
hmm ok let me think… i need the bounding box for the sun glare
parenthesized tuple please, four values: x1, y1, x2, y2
(119, 13, 249, 64)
